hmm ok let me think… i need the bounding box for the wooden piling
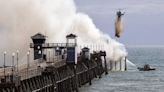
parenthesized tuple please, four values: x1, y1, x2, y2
(120, 60, 122, 71)
(125, 57, 127, 71)
(115, 61, 117, 71)
(104, 56, 108, 75)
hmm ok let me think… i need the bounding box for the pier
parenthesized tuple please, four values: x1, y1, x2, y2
(0, 33, 108, 92)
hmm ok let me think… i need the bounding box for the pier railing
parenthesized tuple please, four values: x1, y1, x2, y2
(0, 67, 13, 82)
(19, 67, 43, 80)
(30, 43, 76, 48)
(0, 65, 44, 81)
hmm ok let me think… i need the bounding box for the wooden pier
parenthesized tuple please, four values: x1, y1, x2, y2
(0, 51, 107, 92)
(0, 33, 108, 92)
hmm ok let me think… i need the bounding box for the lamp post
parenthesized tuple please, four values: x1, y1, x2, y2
(16, 50, 19, 74)
(27, 52, 30, 78)
(53, 49, 55, 62)
(49, 50, 50, 62)
(56, 47, 59, 61)
(4, 51, 6, 78)
(28, 48, 30, 59)
(12, 53, 15, 83)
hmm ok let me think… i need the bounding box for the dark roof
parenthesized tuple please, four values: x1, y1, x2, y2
(31, 33, 46, 39)
(82, 47, 89, 51)
(66, 33, 77, 38)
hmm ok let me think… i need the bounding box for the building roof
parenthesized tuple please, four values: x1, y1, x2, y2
(82, 47, 90, 51)
(31, 33, 46, 39)
(66, 33, 77, 38)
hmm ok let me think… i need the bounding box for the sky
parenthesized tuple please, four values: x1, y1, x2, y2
(74, 0, 164, 46)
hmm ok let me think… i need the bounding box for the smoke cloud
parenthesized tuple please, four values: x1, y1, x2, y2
(0, 0, 127, 65)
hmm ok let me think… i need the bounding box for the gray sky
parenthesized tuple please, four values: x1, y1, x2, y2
(74, 0, 164, 46)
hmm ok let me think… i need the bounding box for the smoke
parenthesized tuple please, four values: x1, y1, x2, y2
(0, 0, 127, 65)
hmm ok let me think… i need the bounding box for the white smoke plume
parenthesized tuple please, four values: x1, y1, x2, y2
(0, 0, 127, 65)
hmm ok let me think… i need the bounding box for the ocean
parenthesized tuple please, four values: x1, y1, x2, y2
(80, 47, 164, 92)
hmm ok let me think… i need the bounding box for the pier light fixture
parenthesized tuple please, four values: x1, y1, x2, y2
(27, 51, 30, 55)
(38, 50, 41, 54)
(56, 47, 59, 50)
(4, 51, 7, 55)
(12, 53, 15, 56)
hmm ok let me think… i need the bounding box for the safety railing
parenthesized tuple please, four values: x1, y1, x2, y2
(30, 43, 76, 48)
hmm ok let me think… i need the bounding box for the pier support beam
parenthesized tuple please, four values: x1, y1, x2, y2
(104, 56, 108, 75)
(120, 59, 122, 71)
(115, 61, 117, 71)
(110, 60, 112, 71)
(125, 57, 127, 71)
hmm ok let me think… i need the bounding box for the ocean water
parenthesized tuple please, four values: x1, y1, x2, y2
(80, 47, 164, 92)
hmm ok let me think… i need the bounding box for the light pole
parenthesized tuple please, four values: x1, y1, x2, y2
(4, 51, 6, 78)
(12, 53, 15, 82)
(56, 47, 59, 61)
(53, 49, 55, 62)
(27, 52, 30, 78)
(16, 50, 19, 74)
(28, 48, 30, 60)
(49, 50, 50, 62)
